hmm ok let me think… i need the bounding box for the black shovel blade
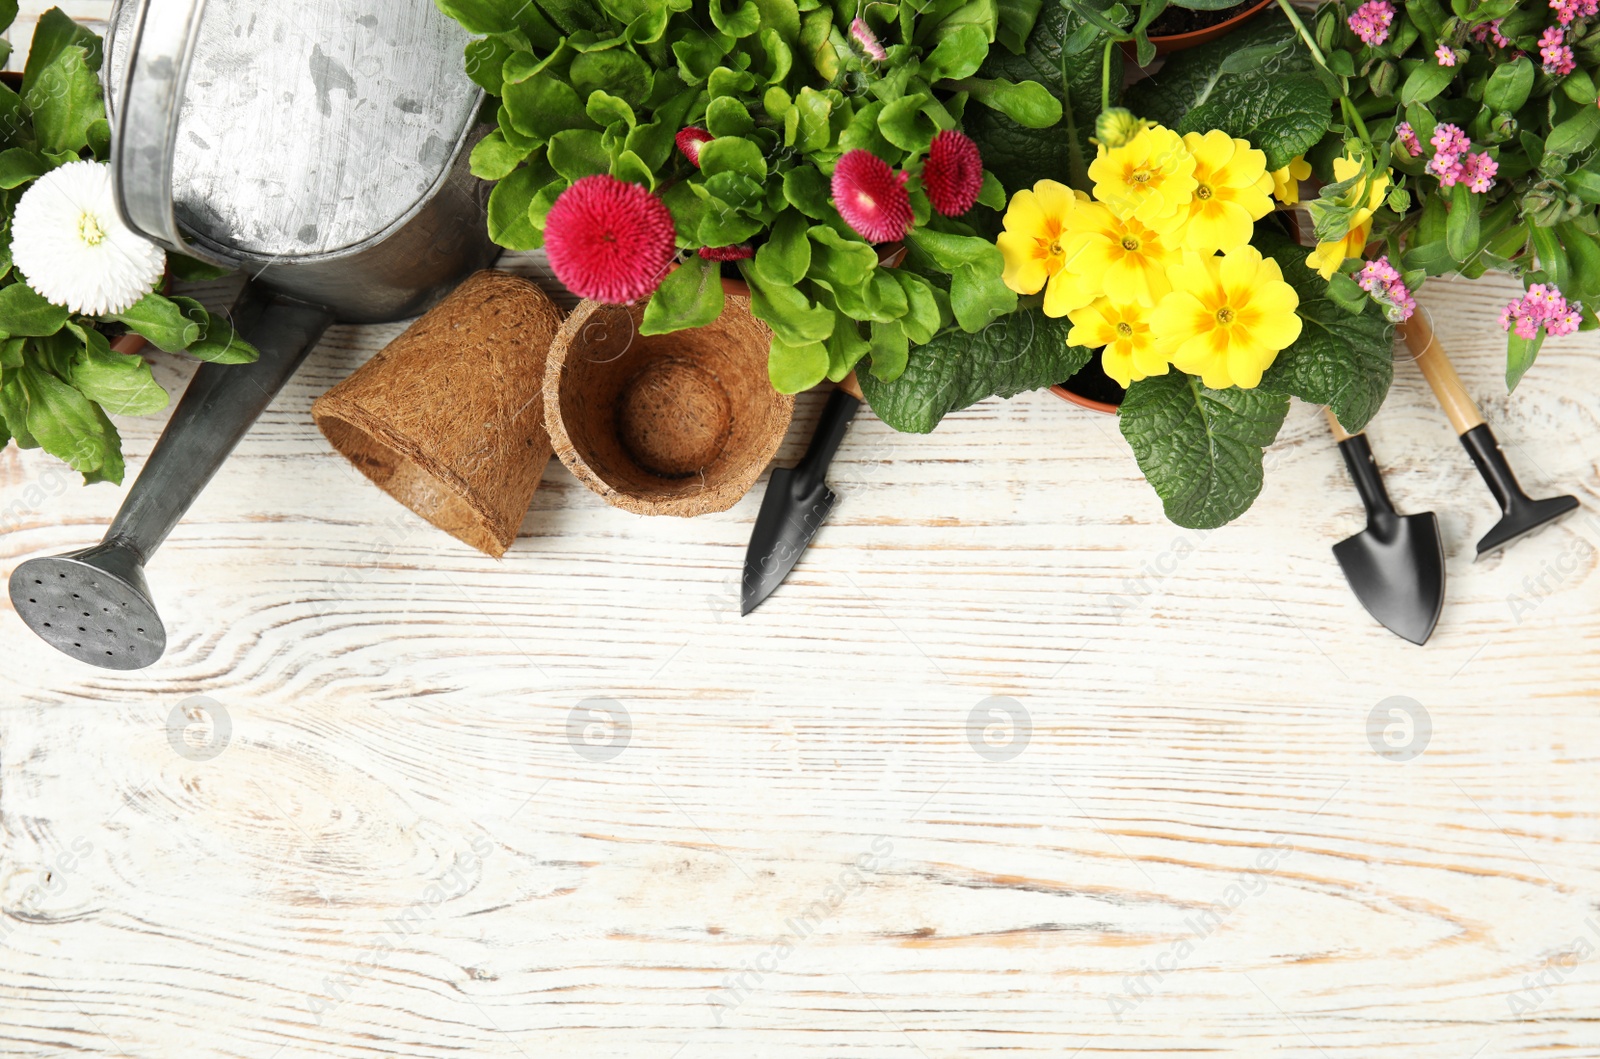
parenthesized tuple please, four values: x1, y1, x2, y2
(1333, 512, 1446, 645)
(741, 467, 837, 615)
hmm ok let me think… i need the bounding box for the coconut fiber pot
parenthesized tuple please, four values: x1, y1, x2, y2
(313, 270, 563, 557)
(544, 294, 794, 517)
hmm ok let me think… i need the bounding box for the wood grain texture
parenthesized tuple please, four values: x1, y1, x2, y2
(5, 5, 1600, 1057)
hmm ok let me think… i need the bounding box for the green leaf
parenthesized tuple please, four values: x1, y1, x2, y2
(16, 361, 123, 483)
(1119, 372, 1289, 529)
(641, 255, 724, 335)
(469, 130, 528, 180)
(880, 93, 938, 153)
(753, 210, 811, 286)
(922, 25, 990, 81)
(1484, 55, 1534, 113)
(436, 0, 554, 34)
(963, 77, 1061, 128)
(22, 7, 99, 97)
(25, 43, 102, 154)
(1546, 105, 1600, 158)
(1505, 327, 1545, 392)
(171, 299, 260, 364)
(1445, 182, 1479, 264)
(570, 49, 654, 109)
(463, 34, 517, 94)
(896, 272, 944, 343)
(0, 147, 47, 189)
(699, 135, 767, 182)
(995, 0, 1044, 53)
(857, 306, 1090, 433)
(783, 166, 832, 219)
(706, 95, 755, 137)
(611, 147, 654, 189)
(949, 260, 1018, 331)
(0, 282, 69, 337)
(503, 76, 593, 140)
(793, 86, 833, 153)
(809, 226, 878, 287)
(586, 90, 636, 129)
(0, 0, 17, 35)
(1399, 60, 1456, 106)
(1252, 229, 1394, 432)
(105, 292, 201, 352)
(868, 319, 910, 381)
(547, 128, 609, 182)
(768, 335, 830, 393)
(1530, 224, 1570, 292)
(1176, 73, 1331, 172)
(487, 164, 547, 250)
(67, 328, 169, 416)
(747, 276, 836, 344)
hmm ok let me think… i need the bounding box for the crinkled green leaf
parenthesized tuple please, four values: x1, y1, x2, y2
(858, 306, 1089, 432)
(1252, 228, 1394, 432)
(1118, 372, 1289, 529)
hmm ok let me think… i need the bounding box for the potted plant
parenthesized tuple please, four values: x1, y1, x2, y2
(1299, 0, 1600, 391)
(436, 0, 1076, 393)
(1064, 0, 1279, 63)
(0, 8, 259, 488)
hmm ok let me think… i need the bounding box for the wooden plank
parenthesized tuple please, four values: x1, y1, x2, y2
(3, 4, 1600, 1057)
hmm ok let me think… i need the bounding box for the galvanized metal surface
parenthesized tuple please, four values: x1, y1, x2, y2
(106, 0, 480, 260)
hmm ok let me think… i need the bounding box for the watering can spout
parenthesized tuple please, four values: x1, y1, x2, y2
(10, 541, 166, 670)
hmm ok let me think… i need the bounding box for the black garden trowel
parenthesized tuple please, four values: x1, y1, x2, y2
(1327, 409, 1446, 645)
(741, 377, 863, 615)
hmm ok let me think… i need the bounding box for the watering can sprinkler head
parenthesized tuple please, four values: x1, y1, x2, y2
(10, 540, 167, 670)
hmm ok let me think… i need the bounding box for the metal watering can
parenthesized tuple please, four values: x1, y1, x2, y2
(9, 0, 497, 670)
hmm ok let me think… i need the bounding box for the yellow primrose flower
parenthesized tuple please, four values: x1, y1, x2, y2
(1179, 130, 1274, 254)
(1067, 297, 1168, 388)
(1270, 155, 1312, 205)
(1152, 246, 1303, 389)
(1305, 156, 1390, 280)
(1088, 124, 1197, 227)
(1055, 201, 1181, 308)
(996, 179, 1099, 316)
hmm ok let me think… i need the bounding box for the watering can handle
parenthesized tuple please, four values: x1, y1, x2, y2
(110, 0, 239, 270)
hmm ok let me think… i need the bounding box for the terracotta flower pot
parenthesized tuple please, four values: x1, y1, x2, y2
(1050, 349, 1125, 415)
(1131, 0, 1276, 56)
(543, 294, 794, 517)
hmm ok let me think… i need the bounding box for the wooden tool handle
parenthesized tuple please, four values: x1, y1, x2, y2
(838, 372, 864, 401)
(1399, 313, 1485, 435)
(1324, 406, 1354, 442)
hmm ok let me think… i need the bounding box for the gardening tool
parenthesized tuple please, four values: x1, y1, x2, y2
(9, 0, 494, 669)
(1400, 313, 1579, 557)
(1325, 409, 1445, 645)
(741, 376, 863, 616)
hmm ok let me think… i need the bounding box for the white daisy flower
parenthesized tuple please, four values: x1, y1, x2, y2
(11, 160, 166, 317)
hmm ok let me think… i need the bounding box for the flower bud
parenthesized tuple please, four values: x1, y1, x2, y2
(1368, 60, 1398, 98)
(1386, 186, 1411, 213)
(1440, 15, 1464, 43)
(1094, 108, 1146, 148)
(1522, 180, 1582, 227)
(1315, 9, 1338, 53)
(1490, 111, 1517, 140)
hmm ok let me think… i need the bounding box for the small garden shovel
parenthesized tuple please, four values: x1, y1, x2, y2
(1400, 314, 1579, 556)
(1326, 409, 1445, 645)
(741, 375, 863, 615)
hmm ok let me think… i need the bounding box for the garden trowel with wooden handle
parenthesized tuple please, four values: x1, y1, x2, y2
(1400, 314, 1579, 557)
(1326, 409, 1445, 645)
(741, 375, 863, 616)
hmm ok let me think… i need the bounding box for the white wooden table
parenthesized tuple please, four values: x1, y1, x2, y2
(5, 6, 1600, 1058)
